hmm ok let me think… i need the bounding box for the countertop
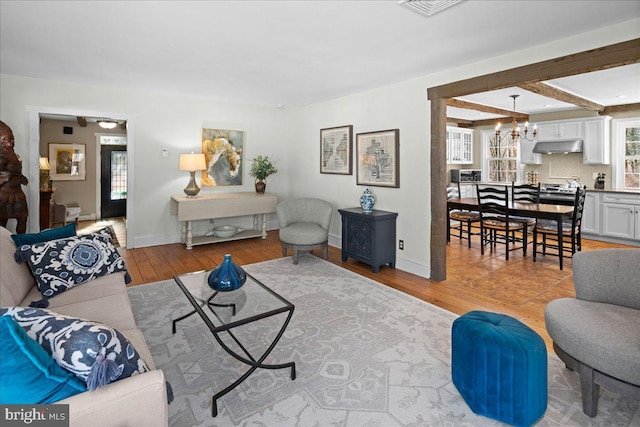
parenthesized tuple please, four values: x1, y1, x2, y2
(587, 188, 640, 194)
(456, 182, 640, 194)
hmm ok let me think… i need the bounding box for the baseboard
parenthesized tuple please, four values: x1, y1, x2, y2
(328, 233, 429, 279)
(583, 233, 640, 247)
(79, 213, 97, 222)
(132, 227, 430, 279)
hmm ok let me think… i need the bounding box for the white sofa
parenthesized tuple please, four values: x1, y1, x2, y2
(0, 226, 168, 427)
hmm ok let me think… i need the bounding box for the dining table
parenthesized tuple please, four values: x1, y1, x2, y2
(447, 197, 575, 269)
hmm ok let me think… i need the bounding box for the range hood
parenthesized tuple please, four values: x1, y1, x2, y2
(532, 139, 583, 154)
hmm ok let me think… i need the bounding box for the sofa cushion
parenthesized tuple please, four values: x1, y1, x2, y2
(1, 307, 149, 390)
(545, 298, 640, 386)
(21, 271, 126, 310)
(15, 232, 130, 305)
(1, 226, 35, 307)
(45, 292, 138, 333)
(10, 223, 76, 246)
(0, 315, 86, 404)
(279, 222, 329, 245)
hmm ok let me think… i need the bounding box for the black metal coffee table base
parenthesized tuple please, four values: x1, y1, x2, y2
(172, 284, 296, 417)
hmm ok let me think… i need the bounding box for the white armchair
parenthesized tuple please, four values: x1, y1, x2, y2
(53, 200, 81, 226)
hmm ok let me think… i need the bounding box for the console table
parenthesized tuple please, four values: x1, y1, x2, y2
(170, 192, 277, 250)
(338, 207, 398, 273)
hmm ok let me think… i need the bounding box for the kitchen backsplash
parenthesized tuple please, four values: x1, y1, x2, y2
(523, 153, 612, 189)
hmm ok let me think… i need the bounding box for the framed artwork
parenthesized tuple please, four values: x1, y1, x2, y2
(356, 129, 400, 188)
(48, 143, 86, 181)
(201, 128, 244, 186)
(320, 125, 353, 175)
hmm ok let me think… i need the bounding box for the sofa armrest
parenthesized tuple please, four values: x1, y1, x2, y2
(573, 249, 640, 310)
(59, 370, 168, 427)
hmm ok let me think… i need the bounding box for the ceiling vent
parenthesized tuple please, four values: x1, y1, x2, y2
(398, 0, 463, 17)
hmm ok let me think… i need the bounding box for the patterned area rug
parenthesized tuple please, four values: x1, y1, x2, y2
(127, 255, 639, 426)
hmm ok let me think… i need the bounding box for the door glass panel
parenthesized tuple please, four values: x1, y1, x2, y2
(111, 151, 127, 200)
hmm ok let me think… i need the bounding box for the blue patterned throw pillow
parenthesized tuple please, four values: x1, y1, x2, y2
(0, 307, 149, 390)
(14, 232, 131, 305)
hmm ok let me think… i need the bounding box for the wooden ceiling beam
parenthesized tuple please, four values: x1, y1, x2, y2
(473, 117, 514, 128)
(602, 103, 640, 115)
(447, 98, 528, 120)
(76, 116, 87, 127)
(428, 38, 640, 100)
(446, 117, 474, 127)
(519, 81, 604, 111)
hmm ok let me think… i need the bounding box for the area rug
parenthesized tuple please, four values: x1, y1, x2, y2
(127, 255, 639, 426)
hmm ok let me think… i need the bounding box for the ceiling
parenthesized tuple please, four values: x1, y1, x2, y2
(1, 1, 639, 118)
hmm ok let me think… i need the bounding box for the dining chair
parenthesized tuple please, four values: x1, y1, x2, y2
(447, 183, 480, 248)
(509, 182, 540, 247)
(476, 185, 526, 260)
(533, 186, 586, 269)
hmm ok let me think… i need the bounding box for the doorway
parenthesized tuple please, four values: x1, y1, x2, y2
(28, 107, 135, 247)
(100, 144, 127, 219)
(428, 39, 638, 281)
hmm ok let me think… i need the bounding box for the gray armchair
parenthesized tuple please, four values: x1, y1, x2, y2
(545, 248, 640, 417)
(277, 198, 332, 264)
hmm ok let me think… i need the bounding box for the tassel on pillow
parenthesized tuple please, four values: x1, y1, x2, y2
(14, 248, 29, 264)
(86, 352, 122, 391)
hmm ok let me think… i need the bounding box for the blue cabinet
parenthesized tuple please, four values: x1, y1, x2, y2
(339, 208, 397, 273)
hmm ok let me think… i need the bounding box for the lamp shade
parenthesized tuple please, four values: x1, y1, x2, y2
(39, 157, 51, 170)
(179, 153, 206, 171)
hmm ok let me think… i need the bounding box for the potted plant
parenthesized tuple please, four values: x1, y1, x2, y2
(249, 155, 278, 193)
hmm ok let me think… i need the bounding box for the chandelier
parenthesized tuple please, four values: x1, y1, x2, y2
(494, 95, 537, 143)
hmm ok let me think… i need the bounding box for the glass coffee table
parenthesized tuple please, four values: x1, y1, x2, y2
(172, 268, 296, 417)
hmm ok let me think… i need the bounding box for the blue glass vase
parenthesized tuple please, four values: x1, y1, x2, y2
(207, 254, 247, 292)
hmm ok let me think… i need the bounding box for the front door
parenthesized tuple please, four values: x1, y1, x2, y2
(100, 145, 127, 219)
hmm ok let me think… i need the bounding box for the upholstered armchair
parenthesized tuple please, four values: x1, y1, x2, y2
(545, 248, 640, 417)
(276, 198, 332, 264)
(53, 200, 81, 226)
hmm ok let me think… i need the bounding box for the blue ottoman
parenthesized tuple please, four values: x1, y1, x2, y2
(452, 311, 547, 427)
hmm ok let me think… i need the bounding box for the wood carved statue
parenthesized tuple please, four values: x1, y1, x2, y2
(0, 121, 29, 233)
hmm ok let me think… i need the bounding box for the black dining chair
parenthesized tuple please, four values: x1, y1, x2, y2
(476, 185, 526, 260)
(533, 186, 586, 270)
(509, 182, 540, 247)
(447, 183, 480, 248)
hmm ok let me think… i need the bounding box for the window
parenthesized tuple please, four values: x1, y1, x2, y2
(612, 118, 640, 189)
(481, 131, 521, 183)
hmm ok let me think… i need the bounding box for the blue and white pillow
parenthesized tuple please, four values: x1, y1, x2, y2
(0, 307, 149, 390)
(14, 232, 131, 304)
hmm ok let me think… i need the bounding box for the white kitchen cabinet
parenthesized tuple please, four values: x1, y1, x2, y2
(582, 117, 611, 165)
(601, 193, 640, 241)
(459, 184, 476, 198)
(446, 126, 473, 165)
(520, 137, 541, 165)
(582, 192, 600, 234)
(537, 120, 582, 141)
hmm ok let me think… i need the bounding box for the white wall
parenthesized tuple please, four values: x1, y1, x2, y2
(1, 18, 637, 278)
(284, 18, 639, 277)
(0, 78, 288, 246)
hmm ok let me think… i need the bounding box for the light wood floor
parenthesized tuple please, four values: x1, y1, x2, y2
(80, 219, 635, 353)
